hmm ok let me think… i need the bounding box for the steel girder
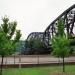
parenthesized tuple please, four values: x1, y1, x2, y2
(27, 32, 44, 41)
(43, 4, 75, 48)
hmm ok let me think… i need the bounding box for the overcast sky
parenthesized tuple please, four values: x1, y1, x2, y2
(0, 0, 75, 40)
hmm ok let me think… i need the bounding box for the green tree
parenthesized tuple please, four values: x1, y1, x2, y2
(0, 16, 21, 75)
(26, 38, 45, 55)
(52, 19, 70, 72)
(27, 38, 35, 54)
(33, 38, 45, 54)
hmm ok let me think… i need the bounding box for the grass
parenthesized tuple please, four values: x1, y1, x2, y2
(3, 65, 75, 75)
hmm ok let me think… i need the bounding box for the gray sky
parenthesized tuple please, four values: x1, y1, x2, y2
(0, 0, 75, 40)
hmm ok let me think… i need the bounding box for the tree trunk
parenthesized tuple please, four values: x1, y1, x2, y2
(19, 54, 21, 69)
(62, 56, 65, 72)
(0, 56, 4, 75)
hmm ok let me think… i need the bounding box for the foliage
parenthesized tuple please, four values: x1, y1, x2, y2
(25, 38, 46, 54)
(69, 39, 75, 54)
(33, 38, 45, 54)
(57, 18, 64, 36)
(16, 40, 25, 54)
(52, 36, 70, 57)
(0, 16, 21, 56)
(0, 31, 16, 57)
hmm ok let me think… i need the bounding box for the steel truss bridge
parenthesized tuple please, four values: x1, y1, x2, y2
(27, 4, 75, 50)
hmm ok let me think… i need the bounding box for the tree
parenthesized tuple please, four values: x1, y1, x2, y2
(27, 38, 35, 54)
(25, 38, 46, 55)
(33, 38, 45, 54)
(52, 19, 70, 72)
(0, 16, 21, 75)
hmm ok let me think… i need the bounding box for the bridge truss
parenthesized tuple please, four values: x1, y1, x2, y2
(27, 4, 75, 49)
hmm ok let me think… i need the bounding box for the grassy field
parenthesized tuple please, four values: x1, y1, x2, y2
(3, 65, 75, 75)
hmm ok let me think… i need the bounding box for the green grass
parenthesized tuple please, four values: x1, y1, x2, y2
(3, 65, 75, 75)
